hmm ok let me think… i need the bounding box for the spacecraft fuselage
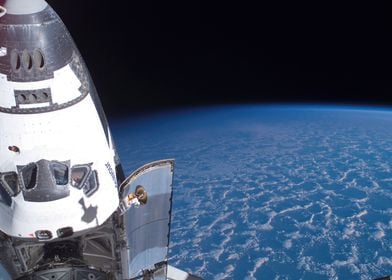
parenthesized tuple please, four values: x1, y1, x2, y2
(0, 1, 199, 279)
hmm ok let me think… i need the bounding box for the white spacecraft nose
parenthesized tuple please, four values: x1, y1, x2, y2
(0, 0, 120, 243)
(1, 0, 47, 15)
(0, 0, 89, 114)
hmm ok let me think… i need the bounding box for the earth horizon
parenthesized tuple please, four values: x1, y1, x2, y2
(112, 104, 392, 280)
(1, 104, 391, 280)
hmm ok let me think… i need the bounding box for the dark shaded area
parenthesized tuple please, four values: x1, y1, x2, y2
(78, 198, 98, 224)
(43, 241, 81, 263)
(19, 160, 70, 202)
(16, 266, 108, 280)
(49, 1, 392, 115)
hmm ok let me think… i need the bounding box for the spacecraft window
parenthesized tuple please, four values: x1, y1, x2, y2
(71, 165, 91, 189)
(83, 170, 99, 197)
(22, 51, 33, 71)
(0, 183, 12, 206)
(11, 50, 21, 71)
(33, 49, 45, 69)
(0, 172, 19, 196)
(21, 163, 38, 190)
(50, 161, 69, 185)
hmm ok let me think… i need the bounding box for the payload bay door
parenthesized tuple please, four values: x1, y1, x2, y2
(119, 159, 174, 280)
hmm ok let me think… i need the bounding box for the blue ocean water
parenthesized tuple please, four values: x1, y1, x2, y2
(1, 105, 390, 279)
(112, 105, 392, 279)
(0, 265, 9, 280)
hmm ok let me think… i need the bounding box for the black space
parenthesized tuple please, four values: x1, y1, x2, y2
(49, 1, 392, 116)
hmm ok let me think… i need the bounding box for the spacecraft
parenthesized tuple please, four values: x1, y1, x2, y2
(0, 0, 200, 279)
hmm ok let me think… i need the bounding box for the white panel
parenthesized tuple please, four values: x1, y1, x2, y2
(51, 64, 82, 104)
(167, 265, 194, 280)
(0, 74, 16, 107)
(0, 94, 118, 239)
(19, 102, 50, 108)
(11, 79, 51, 91)
(0, 47, 7, 57)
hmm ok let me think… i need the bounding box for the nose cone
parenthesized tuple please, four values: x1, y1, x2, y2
(0, 0, 75, 84)
(1, 0, 47, 15)
(0, 0, 90, 113)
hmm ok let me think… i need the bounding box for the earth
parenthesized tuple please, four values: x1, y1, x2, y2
(111, 105, 392, 280)
(1, 105, 391, 280)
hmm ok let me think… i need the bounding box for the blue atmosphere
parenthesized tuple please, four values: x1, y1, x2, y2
(1, 105, 391, 279)
(111, 105, 392, 279)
